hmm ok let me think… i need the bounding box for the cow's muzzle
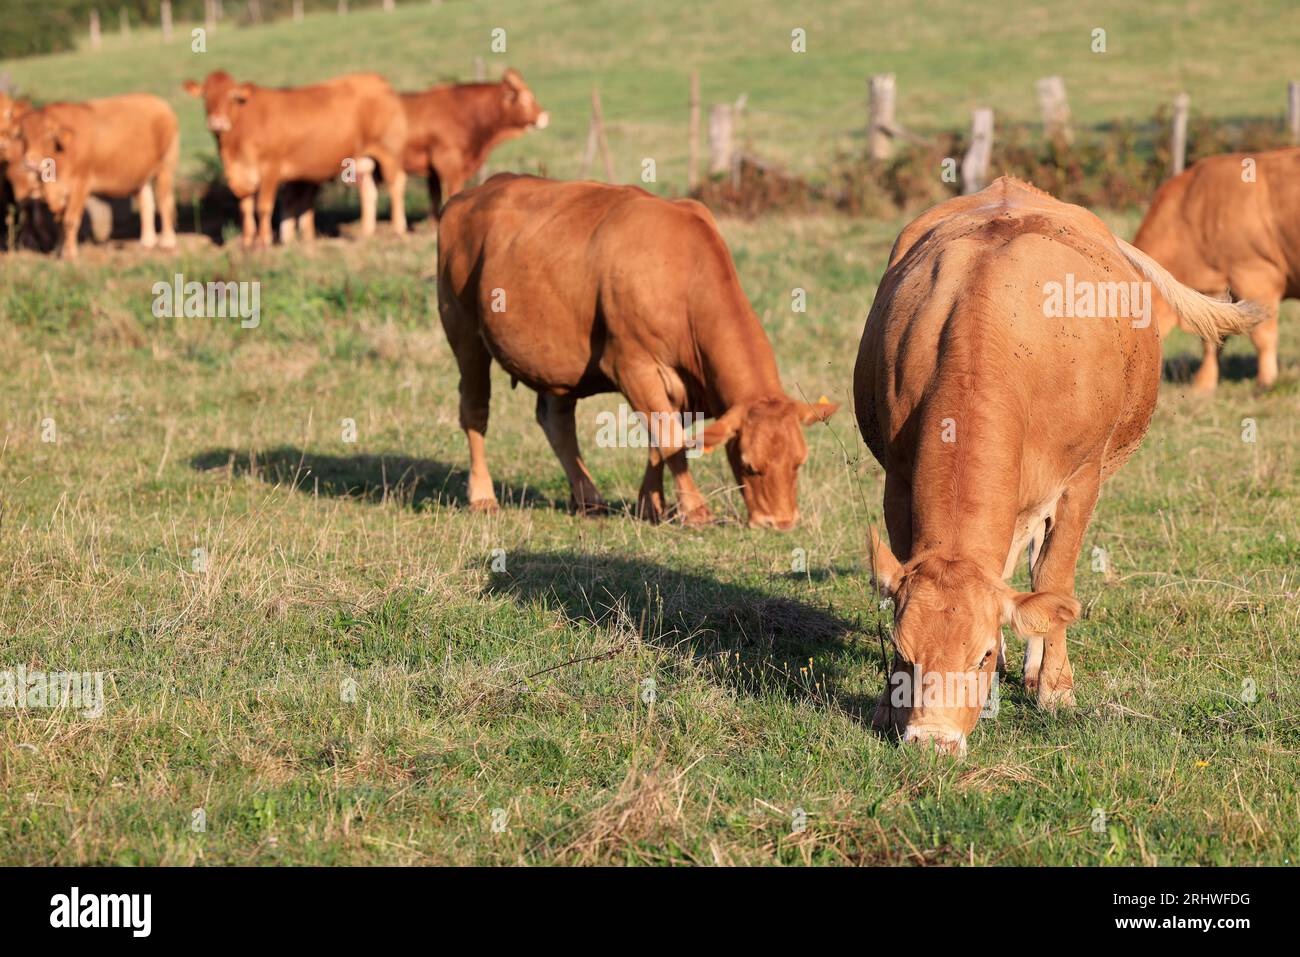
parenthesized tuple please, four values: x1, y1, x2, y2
(207, 117, 231, 133)
(901, 724, 968, 756)
(748, 512, 798, 531)
(532, 111, 550, 131)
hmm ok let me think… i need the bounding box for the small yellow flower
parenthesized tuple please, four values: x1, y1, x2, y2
(1195, 760, 1210, 768)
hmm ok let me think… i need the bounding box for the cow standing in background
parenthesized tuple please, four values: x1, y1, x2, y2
(8, 94, 178, 259)
(401, 68, 548, 221)
(437, 174, 838, 528)
(856, 178, 1260, 754)
(183, 71, 408, 248)
(1134, 148, 1300, 392)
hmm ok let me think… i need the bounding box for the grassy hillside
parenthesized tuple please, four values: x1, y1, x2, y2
(3, 0, 1299, 188)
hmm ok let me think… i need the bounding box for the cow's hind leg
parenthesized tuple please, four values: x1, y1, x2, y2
(156, 133, 178, 249)
(138, 181, 157, 248)
(536, 394, 605, 514)
(439, 298, 498, 511)
(1026, 468, 1101, 709)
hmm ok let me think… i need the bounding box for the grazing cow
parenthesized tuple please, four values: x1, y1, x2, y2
(0, 92, 26, 249)
(401, 68, 548, 220)
(8, 94, 177, 259)
(1134, 148, 1300, 392)
(855, 177, 1260, 754)
(437, 174, 838, 528)
(183, 71, 407, 248)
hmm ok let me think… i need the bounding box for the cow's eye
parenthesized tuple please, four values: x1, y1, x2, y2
(978, 649, 993, 668)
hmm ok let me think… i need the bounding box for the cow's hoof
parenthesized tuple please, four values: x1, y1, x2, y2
(571, 497, 609, 517)
(140, 237, 158, 250)
(468, 498, 499, 514)
(1023, 675, 1039, 694)
(1189, 379, 1218, 396)
(679, 506, 714, 526)
(1036, 685, 1075, 710)
(159, 236, 177, 251)
(637, 493, 665, 524)
(870, 695, 894, 733)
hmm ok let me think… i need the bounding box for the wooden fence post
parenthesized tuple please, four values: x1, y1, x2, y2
(89, 10, 102, 50)
(119, 8, 130, 39)
(1287, 81, 1300, 145)
(293, 0, 303, 21)
(708, 104, 734, 176)
(868, 74, 896, 161)
(248, 0, 261, 23)
(1036, 75, 1073, 145)
(961, 108, 994, 194)
(383, 0, 395, 11)
(205, 0, 216, 33)
(688, 71, 700, 191)
(474, 56, 485, 81)
(338, 0, 348, 16)
(161, 1, 172, 42)
(1171, 93, 1190, 176)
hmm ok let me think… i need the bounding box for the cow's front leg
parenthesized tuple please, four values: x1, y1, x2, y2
(58, 185, 89, 260)
(666, 448, 712, 524)
(637, 453, 666, 522)
(1025, 468, 1101, 709)
(238, 195, 256, 249)
(1190, 338, 1221, 393)
(255, 179, 277, 248)
(536, 393, 605, 514)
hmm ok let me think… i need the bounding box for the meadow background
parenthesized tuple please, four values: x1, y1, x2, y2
(1, 0, 1297, 864)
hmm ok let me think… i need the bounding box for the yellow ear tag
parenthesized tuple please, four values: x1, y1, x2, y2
(817, 395, 830, 405)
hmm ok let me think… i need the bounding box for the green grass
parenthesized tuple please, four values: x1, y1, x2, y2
(1, 0, 1298, 865)
(3, 0, 1299, 189)
(1, 211, 1297, 865)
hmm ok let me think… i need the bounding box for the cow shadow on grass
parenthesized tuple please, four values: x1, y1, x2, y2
(483, 549, 888, 723)
(1162, 352, 1258, 385)
(189, 446, 564, 511)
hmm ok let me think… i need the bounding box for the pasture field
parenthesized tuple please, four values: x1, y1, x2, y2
(1, 216, 1297, 865)
(1, 1, 1298, 866)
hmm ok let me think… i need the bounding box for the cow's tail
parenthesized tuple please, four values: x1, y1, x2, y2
(1114, 237, 1264, 342)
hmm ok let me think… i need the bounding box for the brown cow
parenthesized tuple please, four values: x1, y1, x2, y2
(855, 178, 1260, 754)
(182, 71, 407, 248)
(1134, 147, 1300, 392)
(437, 174, 838, 528)
(9, 94, 178, 259)
(401, 68, 548, 220)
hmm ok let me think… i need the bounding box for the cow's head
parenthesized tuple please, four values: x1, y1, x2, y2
(183, 71, 255, 134)
(13, 109, 75, 214)
(500, 68, 549, 131)
(869, 529, 1080, 754)
(700, 396, 838, 529)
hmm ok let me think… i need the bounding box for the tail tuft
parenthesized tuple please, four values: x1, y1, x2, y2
(1115, 237, 1263, 343)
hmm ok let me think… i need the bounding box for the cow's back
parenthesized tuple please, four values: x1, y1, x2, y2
(228, 74, 404, 182)
(439, 174, 751, 398)
(1134, 148, 1300, 300)
(48, 95, 177, 194)
(856, 178, 1160, 494)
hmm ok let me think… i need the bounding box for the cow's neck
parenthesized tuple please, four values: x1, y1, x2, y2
(461, 87, 523, 165)
(906, 402, 1022, 575)
(693, 300, 786, 416)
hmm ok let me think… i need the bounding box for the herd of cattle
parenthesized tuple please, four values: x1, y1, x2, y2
(0, 68, 547, 255)
(0, 69, 1290, 753)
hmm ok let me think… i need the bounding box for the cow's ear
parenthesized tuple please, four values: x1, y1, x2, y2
(699, 406, 744, 453)
(797, 396, 839, 425)
(1002, 590, 1081, 637)
(182, 79, 202, 97)
(502, 68, 525, 90)
(869, 526, 904, 598)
